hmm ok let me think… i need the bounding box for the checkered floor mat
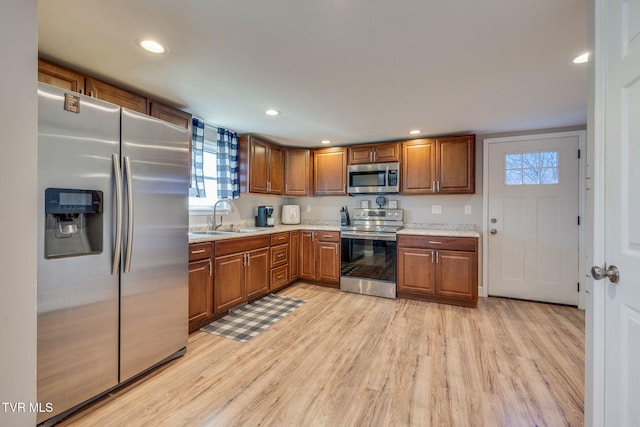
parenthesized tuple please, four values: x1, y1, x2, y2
(200, 294, 306, 342)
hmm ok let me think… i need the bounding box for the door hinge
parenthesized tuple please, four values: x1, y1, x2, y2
(577, 282, 580, 292)
(578, 149, 581, 159)
(577, 216, 581, 225)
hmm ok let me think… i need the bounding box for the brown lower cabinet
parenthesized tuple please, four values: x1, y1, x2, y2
(300, 230, 341, 286)
(289, 231, 300, 282)
(214, 235, 270, 313)
(270, 232, 290, 292)
(397, 235, 478, 307)
(188, 242, 213, 333)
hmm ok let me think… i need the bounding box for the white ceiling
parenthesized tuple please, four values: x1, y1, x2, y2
(38, 0, 588, 148)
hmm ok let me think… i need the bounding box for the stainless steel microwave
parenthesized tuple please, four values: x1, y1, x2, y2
(347, 162, 400, 194)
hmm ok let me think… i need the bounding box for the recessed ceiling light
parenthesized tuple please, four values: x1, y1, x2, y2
(409, 129, 421, 135)
(321, 140, 331, 144)
(265, 109, 280, 116)
(137, 39, 166, 54)
(573, 52, 589, 64)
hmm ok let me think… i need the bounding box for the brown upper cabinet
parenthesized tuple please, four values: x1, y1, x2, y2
(348, 142, 400, 164)
(239, 135, 284, 195)
(37, 59, 193, 121)
(38, 59, 85, 94)
(284, 148, 312, 196)
(314, 147, 347, 196)
(149, 101, 193, 131)
(402, 134, 475, 194)
(84, 77, 148, 114)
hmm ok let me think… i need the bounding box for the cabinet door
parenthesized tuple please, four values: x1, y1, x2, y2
(348, 145, 373, 164)
(245, 248, 270, 299)
(289, 231, 300, 281)
(214, 253, 245, 313)
(267, 144, 284, 194)
(436, 250, 477, 301)
(188, 259, 213, 331)
(372, 142, 400, 163)
(85, 77, 148, 114)
(397, 247, 436, 294)
(284, 149, 311, 196)
(316, 241, 340, 283)
(314, 147, 347, 195)
(402, 139, 437, 194)
(149, 101, 192, 130)
(38, 59, 85, 94)
(300, 231, 316, 279)
(248, 137, 269, 193)
(436, 135, 475, 194)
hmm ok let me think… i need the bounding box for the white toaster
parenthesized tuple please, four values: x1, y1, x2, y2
(281, 205, 301, 224)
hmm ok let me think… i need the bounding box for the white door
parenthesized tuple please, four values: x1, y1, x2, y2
(591, 0, 640, 424)
(486, 132, 581, 305)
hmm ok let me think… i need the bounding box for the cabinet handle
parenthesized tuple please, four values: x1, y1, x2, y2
(427, 241, 442, 245)
(436, 251, 439, 263)
(89, 90, 94, 98)
(285, 184, 288, 193)
(208, 260, 212, 276)
(432, 181, 436, 192)
(246, 253, 250, 266)
(431, 250, 435, 264)
(277, 253, 285, 258)
(277, 274, 284, 280)
(191, 249, 206, 254)
(322, 234, 333, 239)
(437, 181, 440, 192)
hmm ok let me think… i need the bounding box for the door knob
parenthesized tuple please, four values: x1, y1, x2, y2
(591, 264, 620, 284)
(490, 229, 497, 235)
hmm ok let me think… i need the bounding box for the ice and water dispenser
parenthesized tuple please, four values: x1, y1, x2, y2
(44, 188, 103, 259)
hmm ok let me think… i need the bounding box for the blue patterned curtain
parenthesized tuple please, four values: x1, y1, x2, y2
(216, 127, 240, 199)
(190, 117, 206, 198)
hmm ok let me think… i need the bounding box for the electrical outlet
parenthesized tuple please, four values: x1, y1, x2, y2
(432, 205, 442, 214)
(464, 205, 472, 215)
(306, 205, 311, 213)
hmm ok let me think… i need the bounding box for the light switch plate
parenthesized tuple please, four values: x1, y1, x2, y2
(432, 205, 442, 214)
(464, 205, 472, 215)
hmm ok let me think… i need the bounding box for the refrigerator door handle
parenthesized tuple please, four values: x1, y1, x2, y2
(112, 153, 123, 275)
(123, 155, 134, 273)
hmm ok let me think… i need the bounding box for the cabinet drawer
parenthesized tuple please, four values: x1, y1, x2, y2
(271, 244, 289, 267)
(189, 242, 212, 261)
(271, 264, 289, 289)
(215, 235, 271, 256)
(316, 231, 340, 243)
(270, 232, 290, 246)
(397, 235, 477, 252)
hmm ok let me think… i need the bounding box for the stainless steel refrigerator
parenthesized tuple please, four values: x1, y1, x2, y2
(37, 83, 189, 424)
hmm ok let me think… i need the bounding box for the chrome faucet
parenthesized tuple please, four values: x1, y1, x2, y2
(212, 199, 233, 230)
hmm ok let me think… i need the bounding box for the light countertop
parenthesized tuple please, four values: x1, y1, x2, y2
(189, 224, 478, 243)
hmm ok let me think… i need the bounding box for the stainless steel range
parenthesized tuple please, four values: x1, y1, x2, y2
(340, 208, 403, 299)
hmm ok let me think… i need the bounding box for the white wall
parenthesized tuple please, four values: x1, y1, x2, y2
(0, 1, 38, 426)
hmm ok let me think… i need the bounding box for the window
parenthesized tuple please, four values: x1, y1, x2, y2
(505, 150, 559, 185)
(189, 124, 219, 209)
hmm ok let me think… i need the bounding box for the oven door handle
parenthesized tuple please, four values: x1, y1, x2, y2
(341, 231, 397, 241)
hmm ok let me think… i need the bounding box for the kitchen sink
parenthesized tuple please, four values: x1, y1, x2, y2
(190, 228, 259, 236)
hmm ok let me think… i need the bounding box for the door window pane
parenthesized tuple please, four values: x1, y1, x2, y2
(505, 150, 559, 186)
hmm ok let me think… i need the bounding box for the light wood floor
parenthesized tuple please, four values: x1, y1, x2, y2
(58, 283, 584, 426)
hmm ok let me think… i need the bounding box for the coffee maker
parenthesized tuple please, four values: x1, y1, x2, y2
(255, 205, 274, 227)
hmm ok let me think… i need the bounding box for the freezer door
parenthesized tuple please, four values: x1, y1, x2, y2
(120, 109, 190, 381)
(37, 84, 120, 423)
